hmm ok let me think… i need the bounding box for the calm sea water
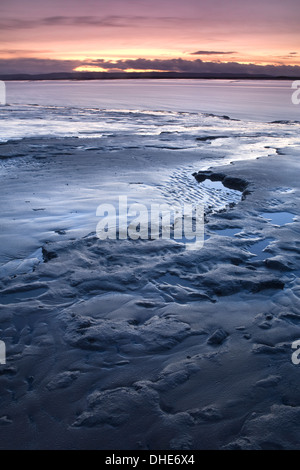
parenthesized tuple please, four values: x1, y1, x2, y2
(4, 79, 300, 120)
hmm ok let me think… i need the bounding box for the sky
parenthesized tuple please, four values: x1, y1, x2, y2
(0, 0, 300, 75)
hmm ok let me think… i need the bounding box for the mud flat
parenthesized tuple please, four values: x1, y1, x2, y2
(0, 138, 300, 449)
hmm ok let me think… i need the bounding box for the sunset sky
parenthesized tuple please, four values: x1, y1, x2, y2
(0, 0, 300, 75)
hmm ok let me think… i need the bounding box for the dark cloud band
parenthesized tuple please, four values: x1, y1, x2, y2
(191, 51, 237, 55)
(1, 57, 300, 76)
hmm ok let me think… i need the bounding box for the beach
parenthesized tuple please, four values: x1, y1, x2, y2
(0, 80, 300, 449)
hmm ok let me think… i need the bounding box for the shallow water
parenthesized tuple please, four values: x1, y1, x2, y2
(213, 228, 242, 237)
(246, 238, 275, 260)
(260, 211, 296, 226)
(5, 79, 300, 121)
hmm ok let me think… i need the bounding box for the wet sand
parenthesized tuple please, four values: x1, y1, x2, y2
(0, 138, 300, 449)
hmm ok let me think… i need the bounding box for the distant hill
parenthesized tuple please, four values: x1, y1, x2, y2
(0, 71, 299, 81)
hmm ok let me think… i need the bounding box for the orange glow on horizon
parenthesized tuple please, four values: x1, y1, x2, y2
(1, 47, 299, 68)
(74, 65, 169, 73)
(74, 66, 109, 72)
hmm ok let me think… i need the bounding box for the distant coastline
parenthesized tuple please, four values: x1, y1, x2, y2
(1, 71, 300, 81)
